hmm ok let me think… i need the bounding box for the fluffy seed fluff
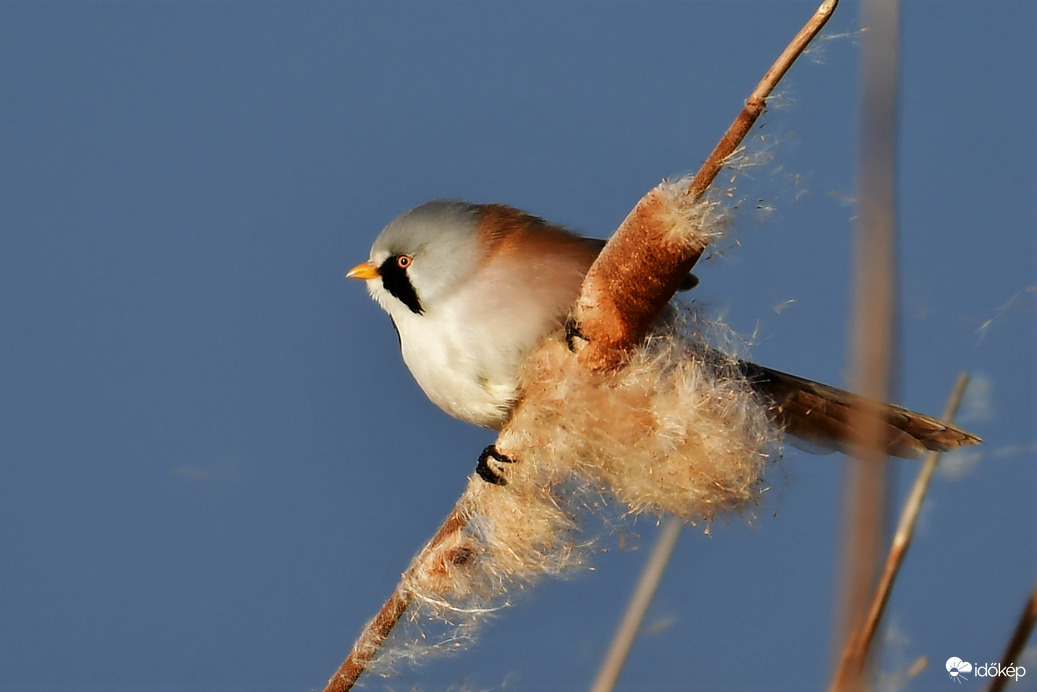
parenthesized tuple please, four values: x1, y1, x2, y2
(501, 317, 779, 521)
(370, 310, 782, 674)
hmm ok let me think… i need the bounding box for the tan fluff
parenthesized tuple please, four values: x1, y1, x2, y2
(371, 311, 781, 674)
(499, 323, 778, 521)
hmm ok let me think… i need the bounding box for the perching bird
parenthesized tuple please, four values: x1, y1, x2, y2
(348, 200, 980, 470)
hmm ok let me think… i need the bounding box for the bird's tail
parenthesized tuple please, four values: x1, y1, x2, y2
(738, 361, 982, 459)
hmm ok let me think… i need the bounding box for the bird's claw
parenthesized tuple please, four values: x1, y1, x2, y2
(564, 317, 587, 353)
(476, 445, 515, 485)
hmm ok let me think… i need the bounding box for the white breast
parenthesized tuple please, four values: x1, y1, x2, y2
(391, 247, 589, 429)
(396, 312, 518, 428)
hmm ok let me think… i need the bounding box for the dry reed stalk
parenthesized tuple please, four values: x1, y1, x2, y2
(986, 580, 1037, 692)
(573, 0, 839, 372)
(321, 2, 839, 689)
(833, 3, 899, 690)
(323, 508, 466, 692)
(590, 516, 684, 692)
(830, 373, 971, 690)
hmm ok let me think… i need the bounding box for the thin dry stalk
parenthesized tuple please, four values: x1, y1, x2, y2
(590, 516, 684, 692)
(323, 508, 466, 692)
(321, 3, 840, 689)
(986, 580, 1037, 692)
(830, 373, 971, 690)
(833, 3, 899, 690)
(573, 0, 838, 372)
(686, 0, 839, 200)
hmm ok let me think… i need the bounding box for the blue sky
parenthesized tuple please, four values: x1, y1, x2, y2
(1, 2, 1033, 691)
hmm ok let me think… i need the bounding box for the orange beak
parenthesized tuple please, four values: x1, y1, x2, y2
(346, 261, 380, 280)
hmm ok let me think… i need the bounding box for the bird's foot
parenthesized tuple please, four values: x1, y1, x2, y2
(476, 445, 515, 485)
(564, 317, 587, 353)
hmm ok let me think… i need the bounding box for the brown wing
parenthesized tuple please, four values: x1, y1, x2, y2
(738, 361, 982, 459)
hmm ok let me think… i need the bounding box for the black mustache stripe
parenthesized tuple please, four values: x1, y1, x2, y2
(380, 255, 424, 315)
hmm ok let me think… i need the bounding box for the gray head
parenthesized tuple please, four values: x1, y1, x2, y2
(364, 200, 486, 318)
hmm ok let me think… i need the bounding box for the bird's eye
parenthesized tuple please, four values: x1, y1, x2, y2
(396, 255, 412, 269)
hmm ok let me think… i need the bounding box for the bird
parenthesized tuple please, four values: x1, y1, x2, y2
(348, 199, 980, 479)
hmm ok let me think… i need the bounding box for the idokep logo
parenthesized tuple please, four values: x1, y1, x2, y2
(946, 657, 972, 682)
(946, 657, 1027, 684)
